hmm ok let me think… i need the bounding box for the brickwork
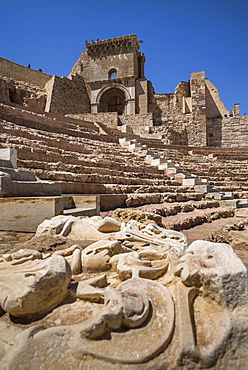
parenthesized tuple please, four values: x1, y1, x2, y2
(206, 118, 222, 147)
(45, 74, 90, 115)
(221, 116, 248, 147)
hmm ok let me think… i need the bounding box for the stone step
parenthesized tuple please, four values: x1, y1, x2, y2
(0, 103, 99, 134)
(0, 114, 117, 146)
(63, 207, 97, 217)
(17, 158, 167, 178)
(58, 181, 194, 195)
(162, 207, 235, 231)
(0, 132, 171, 176)
(14, 144, 167, 170)
(0, 125, 122, 156)
(34, 170, 175, 186)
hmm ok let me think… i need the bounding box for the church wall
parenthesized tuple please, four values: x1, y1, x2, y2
(79, 49, 136, 83)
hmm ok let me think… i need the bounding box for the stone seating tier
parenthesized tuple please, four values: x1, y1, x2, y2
(2, 101, 248, 205)
(0, 103, 187, 200)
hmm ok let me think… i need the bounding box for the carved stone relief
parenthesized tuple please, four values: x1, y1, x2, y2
(0, 217, 247, 369)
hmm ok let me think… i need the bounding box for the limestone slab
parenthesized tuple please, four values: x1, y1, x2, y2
(0, 196, 64, 232)
(0, 147, 17, 168)
(219, 199, 238, 208)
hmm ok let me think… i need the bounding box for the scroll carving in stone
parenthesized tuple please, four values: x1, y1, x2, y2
(0, 217, 247, 369)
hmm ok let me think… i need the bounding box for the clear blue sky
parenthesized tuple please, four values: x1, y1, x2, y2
(1, 0, 248, 113)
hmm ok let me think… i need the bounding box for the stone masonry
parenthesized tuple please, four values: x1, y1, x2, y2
(0, 35, 247, 148)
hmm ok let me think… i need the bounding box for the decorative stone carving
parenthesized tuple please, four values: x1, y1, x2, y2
(0, 217, 247, 369)
(115, 220, 187, 256)
(0, 254, 71, 318)
(82, 240, 130, 272)
(36, 215, 112, 240)
(175, 240, 248, 308)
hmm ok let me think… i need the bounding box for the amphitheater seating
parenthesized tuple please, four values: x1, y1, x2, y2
(1, 102, 248, 210)
(0, 102, 199, 209)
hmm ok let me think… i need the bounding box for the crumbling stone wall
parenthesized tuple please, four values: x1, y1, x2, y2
(45, 74, 90, 115)
(205, 79, 229, 118)
(0, 76, 46, 110)
(148, 81, 191, 145)
(148, 72, 230, 147)
(149, 81, 190, 124)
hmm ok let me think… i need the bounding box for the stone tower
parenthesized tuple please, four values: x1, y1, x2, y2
(70, 34, 149, 115)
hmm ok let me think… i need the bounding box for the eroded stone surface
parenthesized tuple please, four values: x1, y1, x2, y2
(36, 215, 112, 240)
(0, 254, 71, 317)
(0, 216, 247, 369)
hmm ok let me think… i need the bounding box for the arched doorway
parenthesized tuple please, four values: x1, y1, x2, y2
(99, 87, 126, 115)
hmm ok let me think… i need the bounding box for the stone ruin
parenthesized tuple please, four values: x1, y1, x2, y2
(0, 215, 247, 369)
(0, 34, 248, 369)
(1, 34, 248, 148)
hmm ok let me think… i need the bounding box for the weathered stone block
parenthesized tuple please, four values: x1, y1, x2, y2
(0, 196, 64, 232)
(195, 184, 215, 193)
(0, 147, 17, 168)
(219, 199, 238, 208)
(182, 177, 204, 186)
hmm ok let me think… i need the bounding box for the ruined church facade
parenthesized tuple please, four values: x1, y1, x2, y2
(0, 34, 247, 148)
(70, 34, 148, 116)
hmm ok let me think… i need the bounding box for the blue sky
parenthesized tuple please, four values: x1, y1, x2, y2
(1, 0, 248, 113)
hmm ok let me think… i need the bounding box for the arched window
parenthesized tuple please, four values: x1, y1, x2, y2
(108, 68, 117, 79)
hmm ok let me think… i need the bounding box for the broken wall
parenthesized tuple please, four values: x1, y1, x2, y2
(45, 75, 90, 115)
(0, 76, 46, 110)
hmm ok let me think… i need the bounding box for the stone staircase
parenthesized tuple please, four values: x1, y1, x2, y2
(119, 137, 248, 209)
(2, 102, 248, 212)
(0, 102, 203, 209)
